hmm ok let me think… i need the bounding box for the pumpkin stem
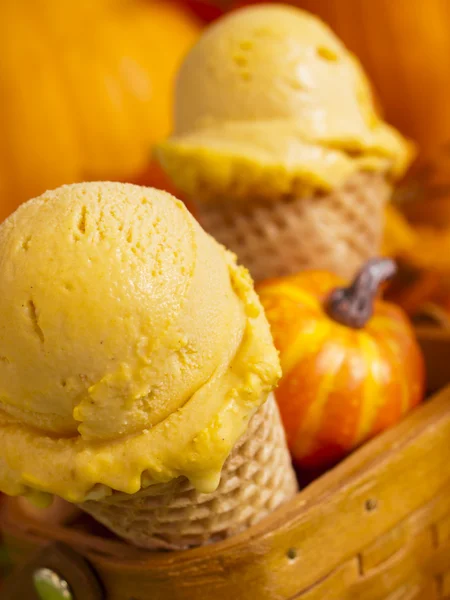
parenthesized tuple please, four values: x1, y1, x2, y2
(326, 258, 397, 329)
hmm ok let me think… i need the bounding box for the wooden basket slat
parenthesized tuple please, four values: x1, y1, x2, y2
(407, 480, 450, 537)
(294, 558, 359, 600)
(388, 578, 439, 600)
(431, 538, 450, 583)
(361, 521, 410, 571)
(350, 529, 433, 600)
(441, 569, 450, 597)
(436, 513, 450, 546)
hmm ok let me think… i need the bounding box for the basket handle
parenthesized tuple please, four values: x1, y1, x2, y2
(2, 541, 103, 599)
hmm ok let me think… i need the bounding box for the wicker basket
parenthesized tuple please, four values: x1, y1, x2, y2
(2, 327, 450, 600)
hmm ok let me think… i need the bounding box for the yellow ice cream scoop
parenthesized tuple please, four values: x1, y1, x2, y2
(0, 182, 280, 502)
(157, 4, 414, 204)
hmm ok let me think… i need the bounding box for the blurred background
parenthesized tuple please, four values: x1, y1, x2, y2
(0, 1, 450, 349)
(1, 0, 450, 327)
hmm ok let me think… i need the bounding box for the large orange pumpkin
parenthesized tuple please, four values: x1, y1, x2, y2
(257, 259, 425, 470)
(0, 0, 201, 222)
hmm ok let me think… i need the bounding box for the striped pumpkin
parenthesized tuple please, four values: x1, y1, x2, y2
(257, 260, 425, 470)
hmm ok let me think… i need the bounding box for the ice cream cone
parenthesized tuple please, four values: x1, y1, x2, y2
(81, 394, 297, 550)
(157, 5, 414, 282)
(0, 182, 290, 552)
(197, 171, 389, 281)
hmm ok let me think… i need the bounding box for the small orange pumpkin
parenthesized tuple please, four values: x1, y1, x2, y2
(257, 259, 425, 470)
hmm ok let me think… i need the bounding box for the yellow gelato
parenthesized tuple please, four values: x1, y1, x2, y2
(0, 182, 280, 503)
(157, 4, 414, 204)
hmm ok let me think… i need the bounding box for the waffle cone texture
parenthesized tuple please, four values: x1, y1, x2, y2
(80, 394, 298, 550)
(197, 171, 390, 282)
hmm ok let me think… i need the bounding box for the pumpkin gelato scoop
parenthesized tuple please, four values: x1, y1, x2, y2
(0, 182, 281, 505)
(157, 3, 413, 203)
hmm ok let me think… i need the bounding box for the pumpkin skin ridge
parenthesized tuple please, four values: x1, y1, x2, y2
(279, 319, 331, 379)
(368, 329, 410, 435)
(275, 330, 334, 452)
(296, 330, 367, 468)
(366, 309, 424, 424)
(289, 336, 347, 461)
(352, 331, 385, 446)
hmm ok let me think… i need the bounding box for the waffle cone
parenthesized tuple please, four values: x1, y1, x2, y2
(80, 394, 297, 550)
(197, 171, 390, 282)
